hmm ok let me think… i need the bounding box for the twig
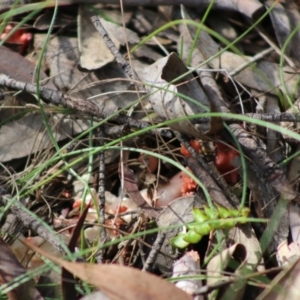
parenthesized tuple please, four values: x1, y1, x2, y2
(95, 128, 107, 263)
(228, 123, 298, 201)
(0, 74, 173, 138)
(142, 232, 165, 272)
(192, 113, 300, 123)
(1, 214, 23, 244)
(122, 166, 162, 218)
(90, 15, 146, 93)
(0, 187, 66, 254)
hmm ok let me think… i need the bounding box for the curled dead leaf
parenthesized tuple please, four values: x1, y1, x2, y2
(26, 241, 192, 300)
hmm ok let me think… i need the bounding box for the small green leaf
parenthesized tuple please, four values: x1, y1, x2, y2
(203, 205, 217, 219)
(171, 234, 190, 249)
(241, 207, 250, 218)
(218, 219, 236, 229)
(192, 208, 208, 222)
(217, 206, 232, 218)
(194, 222, 212, 235)
(183, 230, 202, 244)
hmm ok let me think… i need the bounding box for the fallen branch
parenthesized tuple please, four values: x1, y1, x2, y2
(0, 74, 173, 138)
(0, 186, 66, 254)
(229, 124, 298, 201)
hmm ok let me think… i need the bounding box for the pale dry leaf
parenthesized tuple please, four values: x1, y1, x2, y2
(256, 256, 300, 300)
(276, 240, 300, 267)
(27, 242, 192, 300)
(172, 251, 203, 300)
(78, 6, 120, 70)
(78, 7, 139, 70)
(183, 11, 300, 97)
(0, 237, 43, 300)
(142, 52, 211, 139)
(228, 225, 264, 271)
(0, 112, 89, 162)
(207, 243, 247, 286)
(155, 195, 205, 273)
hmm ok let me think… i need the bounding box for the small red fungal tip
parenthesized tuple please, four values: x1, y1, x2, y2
(214, 142, 239, 184)
(181, 170, 198, 196)
(180, 140, 201, 157)
(72, 199, 82, 209)
(0, 24, 32, 54)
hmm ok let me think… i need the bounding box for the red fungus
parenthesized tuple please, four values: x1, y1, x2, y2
(214, 142, 239, 184)
(181, 171, 197, 196)
(0, 24, 32, 54)
(180, 139, 240, 185)
(180, 140, 201, 157)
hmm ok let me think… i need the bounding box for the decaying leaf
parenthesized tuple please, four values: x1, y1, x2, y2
(182, 9, 300, 98)
(207, 243, 247, 299)
(172, 251, 203, 300)
(26, 242, 192, 300)
(78, 6, 121, 70)
(0, 237, 43, 300)
(256, 256, 300, 300)
(34, 34, 141, 117)
(142, 52, 215, 138)
(155, 195, 205, 273)
(0, 112, 89, 162)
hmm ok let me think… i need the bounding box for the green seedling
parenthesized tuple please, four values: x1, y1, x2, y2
(171, 205, 251, 249)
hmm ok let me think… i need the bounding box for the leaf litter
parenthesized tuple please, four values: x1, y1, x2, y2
(1, 1, 300, 300)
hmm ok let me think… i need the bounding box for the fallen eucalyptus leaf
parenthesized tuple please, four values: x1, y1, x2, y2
(257, 256, 300, 300)
(142, 52, 212, 139)
(26, 242, 192, 300)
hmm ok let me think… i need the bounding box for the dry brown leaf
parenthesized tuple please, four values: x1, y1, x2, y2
(256, 256, 300, 300)
(0, 237, 43, 300)
(0, 112, 89, 162)
(142, 52, 212, 139)
(26, 242, 192, 300)
(78, 6, 120, 70)
(0, 46, 55, 89)
(276, 241, 300, 267)
(183, 11, 300, 97)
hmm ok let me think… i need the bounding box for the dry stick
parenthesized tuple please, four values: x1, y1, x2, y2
(243, 112, 300, 122)
(91, 15, 146, 94)
(228, 123, 298, 201)
(1, 214, 23, 244)
(0, 187, 66, 254)
(0, 74, 299, 126)
(0, 74, 173, 138)
(192, 113, 300, 123)
(95, 128, 107, 264)
(142, 232, 166, 272)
